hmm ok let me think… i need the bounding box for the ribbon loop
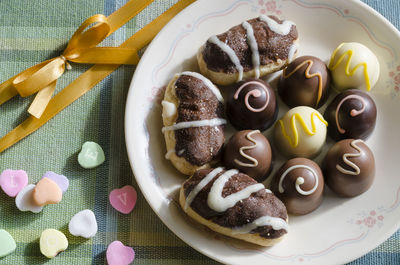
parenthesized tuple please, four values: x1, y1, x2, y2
(12, 58, 65, 97)
(64, 14, 111, 56)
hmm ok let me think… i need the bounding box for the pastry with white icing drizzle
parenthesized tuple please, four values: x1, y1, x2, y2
(162, 72, 226, 175)
(270, 158, 324, 215)
(223, 130, 272, 182)
(180, 167, 288, 246)
(324, 139, 375, 197)
(197, 15, 299, 85)
(324, 89, 377, 141)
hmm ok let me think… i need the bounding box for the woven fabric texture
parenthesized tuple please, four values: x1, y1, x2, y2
(0, 0, 399, 264)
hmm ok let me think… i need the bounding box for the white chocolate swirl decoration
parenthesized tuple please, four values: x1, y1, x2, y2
(234, 80, 270, 112)
(336, 139, 363, 175)
(258, 15, 295, 35)
(242, 21, 260, 78)
(283, 59, 323, 106)
(278, 165, 319, 196)
(185, 167, 287, 232)
(234, 130, 260, 168)
(335, 95, 367, 134)
(162, 118, 226, 133)
(208, 35, 243, 81)
(180, 71, 224, 103)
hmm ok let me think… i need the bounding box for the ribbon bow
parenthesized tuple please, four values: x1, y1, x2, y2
(0, 14, 139, 119)
(0, 0, 195, 153)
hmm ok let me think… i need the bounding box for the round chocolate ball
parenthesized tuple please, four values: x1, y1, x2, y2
(223, 130, 272, 182)
(227, 79, 277, 131)
(324, 89, 377, 141)
(324, 139, 375, 197)
(278, 55, 330, 108)
(274, 106, 328, 158)
(270, 158, 324, 215)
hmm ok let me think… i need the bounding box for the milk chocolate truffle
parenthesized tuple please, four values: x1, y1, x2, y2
(227, 79, 278, 131)
(324, 89, 377, 141)
(274, 106, 328, 158)
(271, 158, 324, 215)
(278, 56, 330, 108)
(324, 139, 375, 197)
(223, 130, 272, 182)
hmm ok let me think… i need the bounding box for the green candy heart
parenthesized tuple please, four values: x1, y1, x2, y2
(0, 229, 16, 258)
(78, 141, 105, 169)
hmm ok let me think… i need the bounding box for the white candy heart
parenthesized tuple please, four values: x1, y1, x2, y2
(68, 209, 98, 238)
(15, 184, 43, 213)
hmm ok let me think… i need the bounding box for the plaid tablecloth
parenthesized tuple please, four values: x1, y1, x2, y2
(0, 0, 399, 264)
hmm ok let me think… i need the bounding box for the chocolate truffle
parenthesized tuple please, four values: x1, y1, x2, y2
(329, 42, 380, 91)
(227, 79, 278, 131)
(274, 106, 328, 158)
(270, 158, 324, 215)
(324, 89, 377, 141)
(324, 139, 375, 197)
(278, 55, 330, 108)
(223, 130, 272, 182)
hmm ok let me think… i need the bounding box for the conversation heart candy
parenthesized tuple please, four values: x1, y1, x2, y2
(106, 241, 135, 265)
(33, 178, 62, 206)
(69, 209, 98, 238)
(78, 141, 105, 169)
(0, 229, 16, 258)
(0, 169, 28, 197)
(15, 184, 43, 213)
(109, 185, 137, 214)
(41, 171, 69, 193)
(40, 229, 68, 258)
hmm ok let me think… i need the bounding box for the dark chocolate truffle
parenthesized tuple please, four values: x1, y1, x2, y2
(227, 79, 277, 131)
(278, 55, 330, 108)
(324, 139, 375, 197)
(270, 158, 324, 215)
(324, 89, 377, 141)
(223, 130, 272, 182)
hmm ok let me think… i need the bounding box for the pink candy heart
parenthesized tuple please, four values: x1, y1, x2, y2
(106, 241, 135, 265)
(0, 170, 28, 197)
(109, 185, 137, 214)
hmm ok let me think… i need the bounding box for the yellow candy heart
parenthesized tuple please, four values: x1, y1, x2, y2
(40, 229, 68, 258)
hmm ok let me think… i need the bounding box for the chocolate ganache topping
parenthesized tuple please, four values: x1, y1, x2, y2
(271, 158, 324, 215)
(183, 168, 288, 239)
(174, 74, 225, 166)
(202, 16, 298, 74)
(227, 79, 278, 131)
(324, 139, 375, 197)
(324, 89, 377, 141)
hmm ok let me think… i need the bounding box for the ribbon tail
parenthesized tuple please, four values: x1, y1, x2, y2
(0, 78, 19, 105)
(28, 80, 57, 119)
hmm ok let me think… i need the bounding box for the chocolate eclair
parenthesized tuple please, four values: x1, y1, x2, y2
(198, 15, 299, 86)
(180, 167, 288, 246)
(162, 72, 225, 175)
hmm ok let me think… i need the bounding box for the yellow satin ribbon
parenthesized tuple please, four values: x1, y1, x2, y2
(0, 0, 195, 153)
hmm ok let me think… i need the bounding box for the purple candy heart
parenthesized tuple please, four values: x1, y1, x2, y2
(41, 172, 69, 193)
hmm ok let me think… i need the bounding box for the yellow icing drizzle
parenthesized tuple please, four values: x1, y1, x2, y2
(278, 112, 328, 148)
(328, 43, 371, 91)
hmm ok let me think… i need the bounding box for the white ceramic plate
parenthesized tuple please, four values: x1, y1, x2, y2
(125, 0, 400, 264)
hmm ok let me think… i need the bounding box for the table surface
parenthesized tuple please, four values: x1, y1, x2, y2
(0, 0, 399, 264)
